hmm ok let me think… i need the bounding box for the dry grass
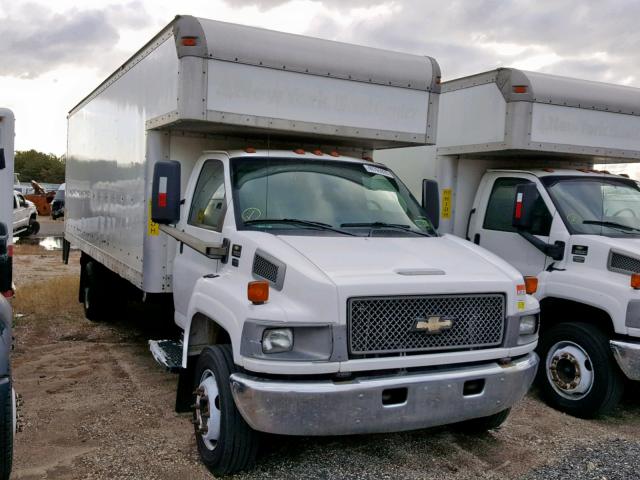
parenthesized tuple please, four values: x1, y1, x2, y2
(13, 275, 83, 318)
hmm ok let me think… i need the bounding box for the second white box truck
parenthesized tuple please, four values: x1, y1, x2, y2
(379, 68, 640, 419)
(65, 18, 540, 474)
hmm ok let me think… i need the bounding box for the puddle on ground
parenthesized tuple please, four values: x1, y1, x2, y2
(15, 236, 64, 251)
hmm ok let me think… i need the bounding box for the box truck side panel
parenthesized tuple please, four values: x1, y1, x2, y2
(206, 60, 430, 140)
(437, 83, 507, 149)
(530, 103, 640, 153)
(66, 36, 179, 288)
(0, 110, 14, 247)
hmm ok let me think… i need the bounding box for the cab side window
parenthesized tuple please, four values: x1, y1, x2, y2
(484, 177, 552, 236)
(188, 160, 226, 231)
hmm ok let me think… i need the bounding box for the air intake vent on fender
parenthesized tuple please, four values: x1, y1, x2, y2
(252, 250, 286, 290)
(609, 251, 640, 274)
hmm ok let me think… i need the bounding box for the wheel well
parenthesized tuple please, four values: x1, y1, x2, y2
(29, 213, 36, 220)
(539, 297, 614, 335)
(188, 313, 231, 356)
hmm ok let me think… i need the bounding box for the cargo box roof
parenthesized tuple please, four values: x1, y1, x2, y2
(437, 68, 640, 162)
(178, 16, 440, 92)
(69, 15, 441, 150)
(443, 68, 640, 116)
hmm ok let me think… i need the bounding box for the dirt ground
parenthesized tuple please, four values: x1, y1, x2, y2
(8, 218, 640, 479)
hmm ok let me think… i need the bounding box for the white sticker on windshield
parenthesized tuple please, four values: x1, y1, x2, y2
(363, 164, 393, 178)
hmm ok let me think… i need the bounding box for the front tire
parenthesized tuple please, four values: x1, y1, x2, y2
(537, 322, 624, 418)
(193, 345, 258, 475)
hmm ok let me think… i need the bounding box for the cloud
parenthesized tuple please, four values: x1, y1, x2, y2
(240, 0, 640, 86)
(0, 1, 151, 78)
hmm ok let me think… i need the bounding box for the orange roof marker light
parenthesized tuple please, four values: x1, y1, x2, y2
(513, 85, 528, 94)
(244, 146, 256, 153)
(329, 151, 340, 157)
(312, 149, 323, 156)
(294, 148, 305, 155)
(181, 36, 198, 47)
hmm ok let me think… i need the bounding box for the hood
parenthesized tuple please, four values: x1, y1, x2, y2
(277, 233, 522, 295)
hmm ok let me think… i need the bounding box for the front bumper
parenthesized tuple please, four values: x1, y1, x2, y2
(230, 352, 538, 436)
(611, 340, 640, 381)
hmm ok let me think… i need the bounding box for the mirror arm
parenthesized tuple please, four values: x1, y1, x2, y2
(517, 230, 565, 261)
(159, 225, 229, 262)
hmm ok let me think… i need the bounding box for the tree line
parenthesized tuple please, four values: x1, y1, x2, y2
(15, 150, 65, 184)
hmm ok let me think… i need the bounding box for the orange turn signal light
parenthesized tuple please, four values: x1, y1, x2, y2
(631, 274, 640, 290)
(248, 281, 269, 304)
(524, 276, 538, 295)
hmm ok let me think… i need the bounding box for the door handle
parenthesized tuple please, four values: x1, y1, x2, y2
(473, 233, 480, 245)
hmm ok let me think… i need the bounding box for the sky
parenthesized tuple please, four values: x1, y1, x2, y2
(2, 0, 640, 157)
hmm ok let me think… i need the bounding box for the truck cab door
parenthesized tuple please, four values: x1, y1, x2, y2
(172, 159, 228, 324)
(469, 174, 553, 276)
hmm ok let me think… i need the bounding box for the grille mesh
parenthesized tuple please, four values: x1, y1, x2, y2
(252, 254, 279, 284)
(609, 252, 640, 274)
(348, 294, 505, 356)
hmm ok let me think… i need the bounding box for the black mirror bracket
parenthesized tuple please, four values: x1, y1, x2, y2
(518, 230, 564, 261)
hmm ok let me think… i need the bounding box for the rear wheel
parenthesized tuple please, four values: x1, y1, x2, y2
(0, 379, 13, 480)
(81, 260, 109, 322)
(454, 408, 510, 433)
(537, 322, 624, 418)
(193, 345, 258, 475)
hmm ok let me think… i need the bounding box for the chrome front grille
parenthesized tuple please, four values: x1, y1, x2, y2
(609, 252, 640, 274)
(348, 294, 505, 356)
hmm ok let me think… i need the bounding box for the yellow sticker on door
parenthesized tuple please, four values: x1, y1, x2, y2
(148, 201, 159, 236)
(441, 188, 452, 220)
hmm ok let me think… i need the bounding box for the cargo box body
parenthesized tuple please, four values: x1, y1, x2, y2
(65, 15, 440, 293)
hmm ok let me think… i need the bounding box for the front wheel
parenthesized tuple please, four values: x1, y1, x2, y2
(536, 322, 624, 418)
(193, 345, 258, 475)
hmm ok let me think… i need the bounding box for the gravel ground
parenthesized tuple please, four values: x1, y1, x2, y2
(8, 242, 640, 479)
(524, 438, 640, 480)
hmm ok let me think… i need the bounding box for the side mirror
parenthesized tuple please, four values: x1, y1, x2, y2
(421, 179, 440, 230)
(512, 183, 540, 231)
(151, 160, 181, 225)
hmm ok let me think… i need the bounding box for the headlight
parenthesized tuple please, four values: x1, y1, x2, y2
(519, 314, 539, 335)
(262, 328, 293, 353)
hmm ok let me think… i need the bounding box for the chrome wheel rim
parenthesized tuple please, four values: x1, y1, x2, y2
(194, 369, 221, 451)
(546, 341, 594, 400)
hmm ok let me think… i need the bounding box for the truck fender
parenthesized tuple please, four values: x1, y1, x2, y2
(182, 289, 241, 368)
(540, 277, 623, 334)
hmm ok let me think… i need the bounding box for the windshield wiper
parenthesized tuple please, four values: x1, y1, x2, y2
(582, 220, 640, 233)
(244, 218, 356, 236)
(340, 221, 433, 237)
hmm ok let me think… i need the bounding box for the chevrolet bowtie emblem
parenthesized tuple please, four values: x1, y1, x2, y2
(413, 316, 454, 334)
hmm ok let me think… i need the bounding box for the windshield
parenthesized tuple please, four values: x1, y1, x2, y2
(543, 176, 640, 236)
(231, 157, 435, 236)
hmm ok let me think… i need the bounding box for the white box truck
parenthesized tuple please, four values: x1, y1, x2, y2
(379, 68, 640, 418)
(0, 108, 16, 480)
(65, 18, 540, 474)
